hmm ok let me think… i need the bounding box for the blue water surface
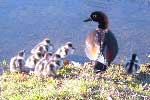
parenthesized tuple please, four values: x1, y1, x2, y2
(0, 0, 150, 63)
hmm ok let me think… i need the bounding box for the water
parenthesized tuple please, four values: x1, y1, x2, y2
(0, 0, 150, 64)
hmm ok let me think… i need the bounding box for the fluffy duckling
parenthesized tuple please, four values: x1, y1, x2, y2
(42, 54, 62, 76)
(124, 53, 140, 74)
(42, 61, 57, 76)
(25, 51, 42, 71)
(10, 50, 25, 73)
(34, 52, 53, 75)
(55, 42, 75, 59)
(31, 38, 53, 56)
(50, 54, 63, 71)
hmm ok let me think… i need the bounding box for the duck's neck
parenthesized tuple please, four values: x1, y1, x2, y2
(98, 22, 108, 29)
(96, 27, 108, 33)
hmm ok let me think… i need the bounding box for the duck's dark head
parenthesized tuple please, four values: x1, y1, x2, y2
(83, 11, 109, 29)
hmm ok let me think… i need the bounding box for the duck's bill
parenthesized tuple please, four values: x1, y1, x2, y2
(83, 18, 92, 22)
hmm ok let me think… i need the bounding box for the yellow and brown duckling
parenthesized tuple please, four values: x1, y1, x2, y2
(84, 11, 118, 73)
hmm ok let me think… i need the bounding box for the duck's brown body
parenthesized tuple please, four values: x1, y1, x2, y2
(85, 29, 118, 65)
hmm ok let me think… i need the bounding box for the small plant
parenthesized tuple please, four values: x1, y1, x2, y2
(0, 59, 8, 67)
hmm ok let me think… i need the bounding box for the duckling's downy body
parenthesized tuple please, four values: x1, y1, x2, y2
(31, 38, 53, 56)
(42, 54, 63, 76)
(55, 42, 75, 59)
(10, 50, 25, 73)
(124, 53, 140, 74)
(34, 52, 53, 76)
(25, 51, 42, 70)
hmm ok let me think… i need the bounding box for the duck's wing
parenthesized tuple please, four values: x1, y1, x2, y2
(104, 30, 118, 64)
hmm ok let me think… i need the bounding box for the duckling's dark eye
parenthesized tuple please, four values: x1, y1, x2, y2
(18, 59, 22, 62)
(19, 52, 24, 57)
(39, 46, 43, 51)
(68, 43, 72, 47)
(50, 64, 55, 69)
(46, 40, 50, 43)
(55, 54, 61, 58)
(48, 52, 53, 56)
(37, 53, 42, 57)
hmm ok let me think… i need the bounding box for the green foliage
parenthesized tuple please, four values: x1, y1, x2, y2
(0, 59, 8, 67)
(0, 63, 150, 100)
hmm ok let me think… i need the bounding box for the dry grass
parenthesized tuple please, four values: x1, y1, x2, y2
(0, 62, 150, 100)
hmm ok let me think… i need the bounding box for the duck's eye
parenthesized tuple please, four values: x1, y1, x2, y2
(93, 15, 97, 18)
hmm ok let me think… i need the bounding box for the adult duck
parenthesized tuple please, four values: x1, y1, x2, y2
(84, 11, 118, 73)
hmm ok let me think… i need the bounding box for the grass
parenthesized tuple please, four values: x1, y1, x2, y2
(0, 59, 7, 67)
(0, 62, 150, 100)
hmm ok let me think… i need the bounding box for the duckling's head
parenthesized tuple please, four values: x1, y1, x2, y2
(18, 50, 25, 58)
(43, 38, 54, 51)
(131, 53, 137, 61)
(52, 54, 61, 61)
(84, 11, 109, 29)
(64, 42, 75, 54)
(34, 51, 42, 60)
(43, 38, 50, 44)
(44, 52, 53, 60)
